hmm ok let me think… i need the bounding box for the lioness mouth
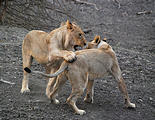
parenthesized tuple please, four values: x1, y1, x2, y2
(74, 45, 82, 51)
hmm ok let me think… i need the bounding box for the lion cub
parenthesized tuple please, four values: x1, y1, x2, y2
(25, 36, 135, 115)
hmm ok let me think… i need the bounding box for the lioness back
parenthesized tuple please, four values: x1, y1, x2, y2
(23, 30, 49, 64)
(24, 30, 48, 45)
(68, 49, 113, 76)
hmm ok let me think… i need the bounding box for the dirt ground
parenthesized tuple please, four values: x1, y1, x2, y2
(0, 0, 155, 120)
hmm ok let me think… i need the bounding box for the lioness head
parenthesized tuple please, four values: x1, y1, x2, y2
(87, 35, 109, 49)
(64, 20, 87, 51)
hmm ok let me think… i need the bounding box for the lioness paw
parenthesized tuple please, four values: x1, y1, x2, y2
(21, 88, 30, 93)
(51, 98, 60, 104)
(53, 99, 60, 104)
(76, 110, 86, 115)
(127, 102, 136, 108)
(64, 52, 77, 63)
(84, 97, 93, 103)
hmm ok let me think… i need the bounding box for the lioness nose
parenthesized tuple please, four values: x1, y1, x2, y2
(74, 45, 82, 51)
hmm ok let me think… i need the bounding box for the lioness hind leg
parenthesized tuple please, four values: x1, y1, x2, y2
(21, 54, 33, 93)
(46, 77, 57, 98)
(111, 64, 135, 108)
(84, 80, 94, 103)
(46, 67, 60, 98)
(118, 77, 135, 108)
(49, 74, 67, 104)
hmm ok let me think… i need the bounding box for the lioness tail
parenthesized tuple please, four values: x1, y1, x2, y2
(24, 65, 68, 78)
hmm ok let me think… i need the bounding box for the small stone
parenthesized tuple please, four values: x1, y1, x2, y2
(149, 97, 153, 101)
(139, 99, 143, 102)
(33, 106, 39, 110)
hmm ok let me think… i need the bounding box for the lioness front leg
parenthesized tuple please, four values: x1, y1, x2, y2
(67, 89, 86, 115)
(63, 51, 77, 63)
(49, 50, 76, 63)
(67, 73, 88, 115)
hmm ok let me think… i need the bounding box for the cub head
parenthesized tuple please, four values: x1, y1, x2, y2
(64, 20, 87, 51)
(87, 35, 110, 50)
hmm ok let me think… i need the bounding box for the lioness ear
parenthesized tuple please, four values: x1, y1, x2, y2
(99, 44, 110, 50)
(66, 20, 72, 29)
(103, 37, 107, 42)
(46, 38, 50, 44)
(94, 35, 101, 44)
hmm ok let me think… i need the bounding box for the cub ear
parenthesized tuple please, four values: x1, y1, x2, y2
(66, 20, 72, 29)
(94, 35, 101, 44)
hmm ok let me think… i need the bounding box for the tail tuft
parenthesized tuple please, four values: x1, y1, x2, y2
(24, 67, 31, 73)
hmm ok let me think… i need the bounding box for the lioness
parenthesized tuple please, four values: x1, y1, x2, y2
(21, 20, 86, 94)
(24, 36, 135, 115)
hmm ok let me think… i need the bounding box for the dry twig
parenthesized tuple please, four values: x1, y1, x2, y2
(113, 0, 121, 9)
(0, 79, 15, 85)
(0, 0, 8, 21)
(73, 0, 99, 11)
(136, 10, 152, 15)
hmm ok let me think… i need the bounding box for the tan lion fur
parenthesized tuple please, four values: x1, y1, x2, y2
(25, 36, 135, 115)
(21, 20, 86, 94)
